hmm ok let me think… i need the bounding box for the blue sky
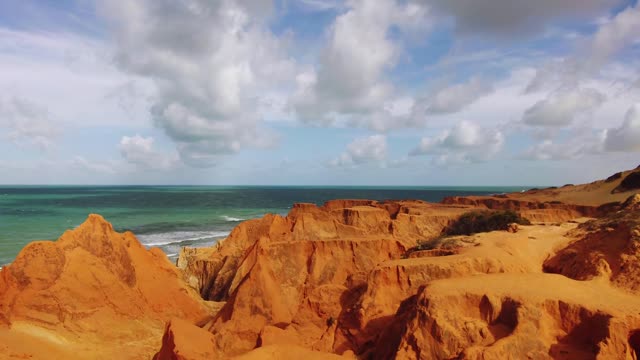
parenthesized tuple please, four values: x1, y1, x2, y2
(0, 0, 639, 185)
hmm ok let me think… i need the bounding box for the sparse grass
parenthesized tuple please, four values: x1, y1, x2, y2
(443, 210, 531, 236)
(414, 237, 445, 251)
(414, 235, 473, 252)
(403, 210, 531, 258)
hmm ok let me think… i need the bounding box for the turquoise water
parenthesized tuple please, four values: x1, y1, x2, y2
(0, 185, 528, 265)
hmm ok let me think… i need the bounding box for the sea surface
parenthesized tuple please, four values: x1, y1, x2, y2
(0, 185, 529, 266)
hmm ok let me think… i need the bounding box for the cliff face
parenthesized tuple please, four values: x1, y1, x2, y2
(177, 200, 470, 302)
(170, 193, 640, 359)
(544, 194, 640, 293)
(174, 200, 473, 357)
(440, 196, 603, 221)
(0, 214, 212, 359)
(385, 274, 640, 360)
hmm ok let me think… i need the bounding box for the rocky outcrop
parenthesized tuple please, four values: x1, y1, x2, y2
(233, 345, 348, 359)
(544, 195, 640, 294)
(176, 198, 614, 358)
(0, 214, 212, 359)
(613, 171, 640, 193)
(175, 201, 477, 357)
(153, 318, 217, 360)
(178, 201, 474, 303)
(384, 274, 640, 359)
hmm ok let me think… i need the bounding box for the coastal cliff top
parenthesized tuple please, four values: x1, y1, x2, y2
(446, 166, 640, 206)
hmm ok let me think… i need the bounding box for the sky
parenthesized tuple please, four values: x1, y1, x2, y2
(0, 0, 639, 186)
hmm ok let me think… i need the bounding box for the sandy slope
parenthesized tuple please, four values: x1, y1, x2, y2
(459, 167, 640, 207)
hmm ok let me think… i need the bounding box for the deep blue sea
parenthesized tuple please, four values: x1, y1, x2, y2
(0, 186, 529, 265)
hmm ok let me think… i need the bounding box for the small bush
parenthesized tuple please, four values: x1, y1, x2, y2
(613, 171, 640, 193)
(414, 237, 444, 251)
(326, 316, 335, 327)
(444, 210, 531, 236)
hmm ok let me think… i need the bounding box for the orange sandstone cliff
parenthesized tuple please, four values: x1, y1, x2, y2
(163, 167, 640, 359)
(2, 168, 640, 359)
(0, 214, 213, 359)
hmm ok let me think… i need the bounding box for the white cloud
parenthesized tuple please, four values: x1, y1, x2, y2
(0, 96, 58, 150)
(527, 4, 640, 91)
(522, 88, 605, 127)
(585, 4, 640, 73)
(418, 77, 494, 115)
(410, 120, 504, 165)
(0, 27, 152, 128)
(330, 134, 387, 167)
(520, 131, 606, 160)
(292, 0, 429, 128)
(604, 104, 640, 152)
(118, 135, 179, 170)
(101, 0, 296, 167)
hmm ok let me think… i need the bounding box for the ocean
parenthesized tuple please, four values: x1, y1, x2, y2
(0, 185, 528, 266)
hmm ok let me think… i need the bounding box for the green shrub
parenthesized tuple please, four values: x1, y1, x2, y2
(444, 210, 531, 236)
(414, 237, 444, 251)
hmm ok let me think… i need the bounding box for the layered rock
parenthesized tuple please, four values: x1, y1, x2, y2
(441, 196, 602, 221)
(175, 201, 477, 357)
(385, 274, 640, 359)
(175, 197, 616, 358)
(173, 172, 640, 359)
(177, 200, 472, 302)
(0, 214, 212, 359)
(544, 194, 640, 294)
(153, 318, 217, 360)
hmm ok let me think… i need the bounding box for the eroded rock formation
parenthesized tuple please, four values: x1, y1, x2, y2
(0, 214, 212, 359)
(544, 194, 640, 294)
(171, 177, 640, 359)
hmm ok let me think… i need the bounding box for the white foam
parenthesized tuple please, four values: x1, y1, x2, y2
(221, 215, 244, 222)
(139, 230, 230, 247)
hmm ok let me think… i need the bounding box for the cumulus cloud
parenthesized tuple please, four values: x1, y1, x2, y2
(584, 4, 640, 73)
(604, 104, 640, 152)
(527, 4, 640, 91)
(292, 0, 429, 128)
(118, 135, 179, 170)
(520, 133, 605, 160)
(522, 88, 605, 127)
(330, 135, 387, 167)
(0, 97, 58, 150)
(101, 0, 295, 167)
(410, 121, 504, 165)
(0, 27, 152, 128)
(427, 0, 618, 36)
(522, 104, 640, 160)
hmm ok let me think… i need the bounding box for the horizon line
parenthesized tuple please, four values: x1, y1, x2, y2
(0, 184, 542, 188)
